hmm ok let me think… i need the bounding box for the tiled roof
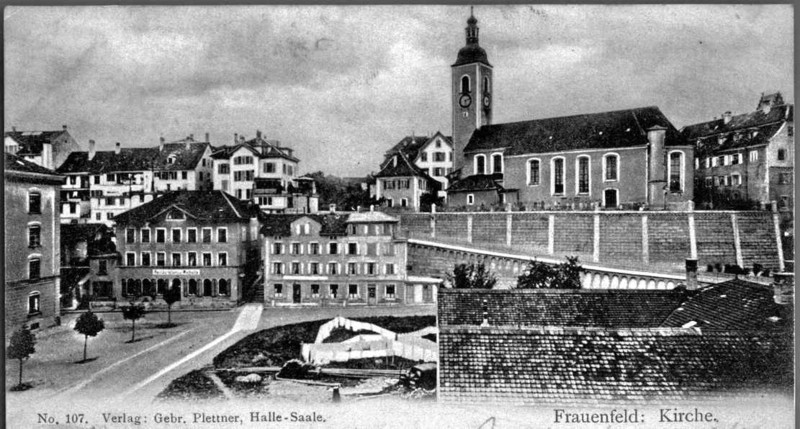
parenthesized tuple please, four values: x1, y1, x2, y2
(446, 174, 503, 193)
(5, 152, 63, 178)
(5, 130, 67, 155)
(374, 152, 430, 179)
(57, 143, 210, 174)
(661, 279, 793, 331)
(112, 190, 261, 226)
(438, 289, 687, 328)
(211, 138, 299, 162)
(439, 326, 793, 404)
(464, 106, 684, 155)
(694, 123, 782, 157)
(260, 213, 349, 237)
(346, 211, 399, 224)
(381, 133, 452, 167)
(681, 104, 792, 140)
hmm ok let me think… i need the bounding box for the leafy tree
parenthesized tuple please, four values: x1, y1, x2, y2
(121, 303, 146, 342)
(420, 192, 445, 212)
(446, 263, 497, 289)
(7, 327, 36, 388)
(162, 285, 181, 326)
(517, 256, 583, 289)
(74, 311, 105, 362)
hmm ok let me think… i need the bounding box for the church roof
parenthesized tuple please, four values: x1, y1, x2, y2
(453, 44, 491, 67)
(463, 106, 684, 155)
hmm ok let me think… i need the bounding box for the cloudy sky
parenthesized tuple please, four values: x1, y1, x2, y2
(4, 5, 793, 176)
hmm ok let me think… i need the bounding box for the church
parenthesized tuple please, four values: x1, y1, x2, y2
(446, 11, 695, 210)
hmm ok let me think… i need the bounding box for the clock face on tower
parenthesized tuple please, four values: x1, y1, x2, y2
(459, 94, 472, 108)
(483, 95, 491, 107)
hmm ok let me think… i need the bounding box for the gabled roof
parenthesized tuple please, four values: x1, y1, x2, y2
(381, 133, 452, 167)
(438, 289, 687, 328)
(374, 152, 430, 179)
(260, 213, 348, 237)
(154, 142, 211, 171)
(5, 152, 64, 179)
(681, 104, 792, 140)
(211, 138, 299, 162)
(5, 129, 69, 156)
(661, 279, 793, 331)
(446, 174, 503, 193)
(439, 326, 792, 404)
(112, 191, 261, 226)
(464, 106, 684, 155)
(694, 123, 783, 157)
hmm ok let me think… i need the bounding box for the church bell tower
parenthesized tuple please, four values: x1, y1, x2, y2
(452, 8, 493, 174)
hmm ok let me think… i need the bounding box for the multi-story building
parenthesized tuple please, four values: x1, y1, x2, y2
(263, 210, 440, 306)
(4, 153, 64, 333)
(380, 132, 454, 193)
(112, 190, 262, 306)
(56, 136, 214, 225)
(212, 131, 300, 212)
(447, 12, 694, 210)
(682, 92, 794, 211)
(372, 152, 440, 210)
(5, 125, 80, 170)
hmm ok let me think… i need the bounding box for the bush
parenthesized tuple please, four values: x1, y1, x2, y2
(446, 263, 497, 289)
(517, 256, 583, 289)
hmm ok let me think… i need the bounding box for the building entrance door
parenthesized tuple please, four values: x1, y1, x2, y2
(172, 278, 182, 301)
(293, 284, 301, 304)
(367, 285, 377, 305)
(604, 189, 618, 208)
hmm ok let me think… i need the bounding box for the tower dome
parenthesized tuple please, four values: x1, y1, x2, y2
(453, 9, 491, 67)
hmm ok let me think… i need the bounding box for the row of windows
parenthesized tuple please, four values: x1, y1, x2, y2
(420, 152, 451, 163)
(272, 241, 395, 256)
(383, 179, 411, 190)
(272, 261, 396, 276)
(121, 278, 229, 297)
(233, 156, 253, 165)
(705, 174, 743, 187)
(125, 251, 228, 267)
(218, 161, 295, 176)
(235, 189, 252, 200)
(429, 167, 451, 177)
(155, 171, 187, 181)
(126, 227, 227, 244)
(459, 75, 491, 95)
(527, 154, 619, 187)
(233, 170, 255, 182)
(474, 153, 503, 175)
(273, 283, 396, 299)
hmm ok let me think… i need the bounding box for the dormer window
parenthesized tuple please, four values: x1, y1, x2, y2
(167, 155, 177, 164)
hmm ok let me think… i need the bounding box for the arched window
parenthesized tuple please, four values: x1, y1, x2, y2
(460, 75, 470, 94)
(551, 157, 565, 195)
(527, 159, 540, 186)
(219, 279, 229, 296)
(483, 76, 490, 93)
(189, 279, 198, 295)
(203, 279, 213, 297)
(491, 153, 503, 174)
(668, 151, 684, 192)
(603, 153, 619, 182)
(575, 155, 591, 195)
(474, 155, 486, 175)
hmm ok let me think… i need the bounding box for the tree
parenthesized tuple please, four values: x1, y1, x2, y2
(7, 327, 36, 389)
(74, 311, 105, 362)
(162, 285, 181, 326)
(517, 256, 583, 289)
(121, 303, 146, 342)
(420, 192, 445, 212)
(446, 263, 497, 289)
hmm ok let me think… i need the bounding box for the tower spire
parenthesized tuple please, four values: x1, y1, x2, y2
(466, 7, 479, 44)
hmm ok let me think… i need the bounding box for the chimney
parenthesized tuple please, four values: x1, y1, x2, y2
(189, 133, 194, 141)
(205, 132, 209, 143)
(480, 298, 489, 327)
(88, 140, 96, 160)
(159, 136, 165, 151)
(234, 133, 238, 144)
(240, 135, 245, 143)
(185, 138, 191, 150)
(256, 130, 262, 139)
(772, 272, 794, 305)
(646, 125, 668, 207)
(12, 126, 16, 132)
(723, 111, 732, 124)
(115, 142, 121, 155)
(685, 258, 698, 290)
(62, 125, 68, 131)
